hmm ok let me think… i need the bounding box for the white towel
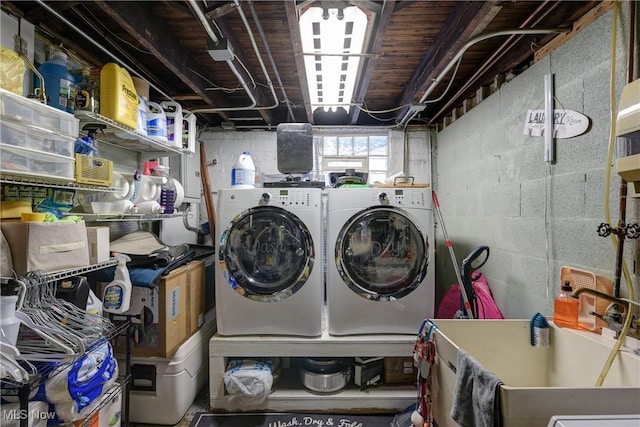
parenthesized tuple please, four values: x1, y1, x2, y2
(450, 348, 503, 427)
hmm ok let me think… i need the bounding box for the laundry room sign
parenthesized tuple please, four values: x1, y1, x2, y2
(524, 109, 590, 138)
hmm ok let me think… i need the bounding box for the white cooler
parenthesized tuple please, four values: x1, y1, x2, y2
(120, 310, 215, 425)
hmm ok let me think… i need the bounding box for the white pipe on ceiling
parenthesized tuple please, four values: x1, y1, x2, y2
(397, 28, 569, 128)
(189, 0, 279, 116)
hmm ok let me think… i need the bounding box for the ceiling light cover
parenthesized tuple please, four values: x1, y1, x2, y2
(299, 6, 367, 112)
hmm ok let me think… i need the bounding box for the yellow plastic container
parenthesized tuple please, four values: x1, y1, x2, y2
(100, 63, 138, 129)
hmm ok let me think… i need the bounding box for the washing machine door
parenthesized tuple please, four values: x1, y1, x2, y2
(219, 205, 315, 302)
(335, 206, 429, 301)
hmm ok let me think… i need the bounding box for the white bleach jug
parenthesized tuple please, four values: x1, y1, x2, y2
(161, 100, 183, 148)
(147, 101, 167, 143)
(182, 110, 197, 154)
(231, 151, 256, 189)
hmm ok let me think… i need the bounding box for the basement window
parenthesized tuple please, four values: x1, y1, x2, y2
(315, 134, 389, 184)
(299, 4, 367, 112)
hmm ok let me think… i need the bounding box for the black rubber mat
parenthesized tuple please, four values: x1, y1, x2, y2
(189, 412, 396, 427)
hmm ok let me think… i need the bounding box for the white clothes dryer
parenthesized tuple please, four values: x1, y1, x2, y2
(326, 187, 435, 335)
(216, 188, 323, 336)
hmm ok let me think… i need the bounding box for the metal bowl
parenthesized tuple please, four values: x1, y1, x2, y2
(299, 365, 352, 393)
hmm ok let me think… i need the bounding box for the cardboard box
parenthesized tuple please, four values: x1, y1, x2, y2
(384, 357, 417, 384)
(112, 264, 189, 357)
(86, 226, 110, 264)
(0, 220, 90, 276)
(186, 260, 205, 335)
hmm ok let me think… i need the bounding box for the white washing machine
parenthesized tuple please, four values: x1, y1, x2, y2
(326, 187, 435, 335)
(216, 188, 323, 336)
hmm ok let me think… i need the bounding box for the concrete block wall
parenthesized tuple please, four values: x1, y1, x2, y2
(433, 7, 639, 318)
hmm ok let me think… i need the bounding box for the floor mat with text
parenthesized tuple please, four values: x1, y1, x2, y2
(189, 412, 396, 427)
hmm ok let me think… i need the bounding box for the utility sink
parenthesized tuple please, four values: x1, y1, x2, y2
(431, 319, 640, 427)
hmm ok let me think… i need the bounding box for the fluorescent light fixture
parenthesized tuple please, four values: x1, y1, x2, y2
(299, 5, 367, 112)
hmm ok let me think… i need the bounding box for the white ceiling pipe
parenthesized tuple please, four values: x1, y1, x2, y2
(189, 0, 280, 115)
(397, 28, 568, 127)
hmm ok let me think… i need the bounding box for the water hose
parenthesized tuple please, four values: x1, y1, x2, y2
(596, 0, 636, 387)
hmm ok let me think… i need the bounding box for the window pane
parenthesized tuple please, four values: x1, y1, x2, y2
(324, 136, 338, 155)
(368, 172, 387, 184)
(338, 137, 353, 156)
(353, 137, 368, 155)
(369, 156, 388, 170)
(369, 136, 388, 155)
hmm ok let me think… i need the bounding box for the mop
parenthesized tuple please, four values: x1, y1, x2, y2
(432, 191, 474, 319)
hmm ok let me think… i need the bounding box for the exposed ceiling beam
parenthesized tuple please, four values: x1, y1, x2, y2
(92, 1, 230, 117)
(346, 0, 381, 14)
(393, 0, 420, 13)
(286, 0, 314, 124)
(212, 16, 276, 125)
(350, 0, 396, 125)
(204, 2, 237, 20)
(394, 0, 502, 122)
(428, 0, 582, 123)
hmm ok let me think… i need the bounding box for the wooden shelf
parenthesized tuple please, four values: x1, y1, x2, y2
(209, 328, 417, 413)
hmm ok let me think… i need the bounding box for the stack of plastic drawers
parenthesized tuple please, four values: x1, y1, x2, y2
(0, 88, 79, 181)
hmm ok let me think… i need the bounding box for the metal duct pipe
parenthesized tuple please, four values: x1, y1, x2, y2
(397, 28, 569, 127)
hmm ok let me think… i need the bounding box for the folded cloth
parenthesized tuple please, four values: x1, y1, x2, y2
(450, 348, 504, 427)
(223, 359, 274, 405)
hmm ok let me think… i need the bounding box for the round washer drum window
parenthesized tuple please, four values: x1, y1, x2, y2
(219, 206, 315, 302)
(335, 206, 429, 301)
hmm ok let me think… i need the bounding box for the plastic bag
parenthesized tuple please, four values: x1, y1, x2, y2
(0, 46, 26, 95)
(436, 272, 504, 319)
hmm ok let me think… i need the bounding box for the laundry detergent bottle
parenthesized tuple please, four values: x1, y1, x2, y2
(36, 50, 76, 113)
(102, 254, 132, 314)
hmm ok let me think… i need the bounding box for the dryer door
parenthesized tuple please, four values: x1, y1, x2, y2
(219, 205, 315, 302)
(335, 206, 429, 301)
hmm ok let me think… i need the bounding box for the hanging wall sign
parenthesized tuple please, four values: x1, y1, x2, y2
(524, 109, 590, 138)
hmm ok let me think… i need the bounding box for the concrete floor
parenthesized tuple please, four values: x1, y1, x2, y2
(129, 385, 210, 427)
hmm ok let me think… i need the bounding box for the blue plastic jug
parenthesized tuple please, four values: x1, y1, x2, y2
(36, 51, 76, 113)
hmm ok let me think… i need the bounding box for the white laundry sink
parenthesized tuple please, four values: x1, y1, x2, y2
(430, 319, 640, 427)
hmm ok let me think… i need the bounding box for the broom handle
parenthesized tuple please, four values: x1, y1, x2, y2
(432, 191, 475, 319)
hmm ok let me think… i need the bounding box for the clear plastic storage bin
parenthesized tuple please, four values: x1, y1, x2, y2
(0, 88, 80, 138)
(1, 119, 75, 157)
(0, 143, 75, 180)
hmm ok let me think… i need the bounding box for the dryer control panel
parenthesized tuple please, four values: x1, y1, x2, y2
(256, 188, 319, 207)
(374, 188, 431, 208)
